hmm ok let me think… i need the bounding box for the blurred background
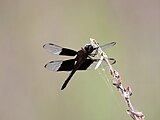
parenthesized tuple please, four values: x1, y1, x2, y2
(0, 0, 160, 120)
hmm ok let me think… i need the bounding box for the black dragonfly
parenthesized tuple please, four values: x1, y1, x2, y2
(43, 42, 116, 90)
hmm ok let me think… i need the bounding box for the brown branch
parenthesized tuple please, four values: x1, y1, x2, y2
(90, 38, 144, 120)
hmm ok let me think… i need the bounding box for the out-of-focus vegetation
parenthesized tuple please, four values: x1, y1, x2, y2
(0, 0, 160, 120)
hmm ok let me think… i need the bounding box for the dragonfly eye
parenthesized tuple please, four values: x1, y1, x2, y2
(84, 44, 94, 52)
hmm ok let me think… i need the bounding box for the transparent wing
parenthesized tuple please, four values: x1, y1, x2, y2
(91, 42, 116, 56)
(44, 58, 116, 71)
(43, 43, 77, 56)
(44, 59, 94, 71)
(99, 42, 116, 49)
(44, 59, 75, 71)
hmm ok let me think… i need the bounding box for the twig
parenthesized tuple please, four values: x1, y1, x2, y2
(90, 38, 144, 120)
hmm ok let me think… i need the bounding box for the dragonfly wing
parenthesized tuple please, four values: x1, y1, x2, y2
(43, 43, 77, 56)
(91, 42, 116, 56)
(78, 59, 95, 70)
(44, 58, 116, 71)
(99, 42, 116, 49)
(77, 58, 116, 70)
(44, 59, 75, 71)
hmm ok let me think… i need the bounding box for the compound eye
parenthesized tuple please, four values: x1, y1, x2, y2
(84, 45, 94, 52)
(88, 45, 93, 51)
(84, 45, 90, 51)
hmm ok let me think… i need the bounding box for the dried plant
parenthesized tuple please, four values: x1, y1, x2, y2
(90, 38, 144, 120)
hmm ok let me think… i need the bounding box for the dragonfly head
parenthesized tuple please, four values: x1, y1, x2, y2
(84, 44, 94, 53)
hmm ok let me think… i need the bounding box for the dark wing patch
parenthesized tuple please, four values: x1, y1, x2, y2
(43, 43, 77, 56)
(60, 48, 78, 56)
(78, 59, 95, 70)
(44, 59, 75, 71)
(77, 58, 116, 70)
(58, 59, 75, 71)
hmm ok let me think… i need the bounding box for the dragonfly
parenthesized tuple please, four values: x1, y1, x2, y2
(43, 42, 116, 90)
